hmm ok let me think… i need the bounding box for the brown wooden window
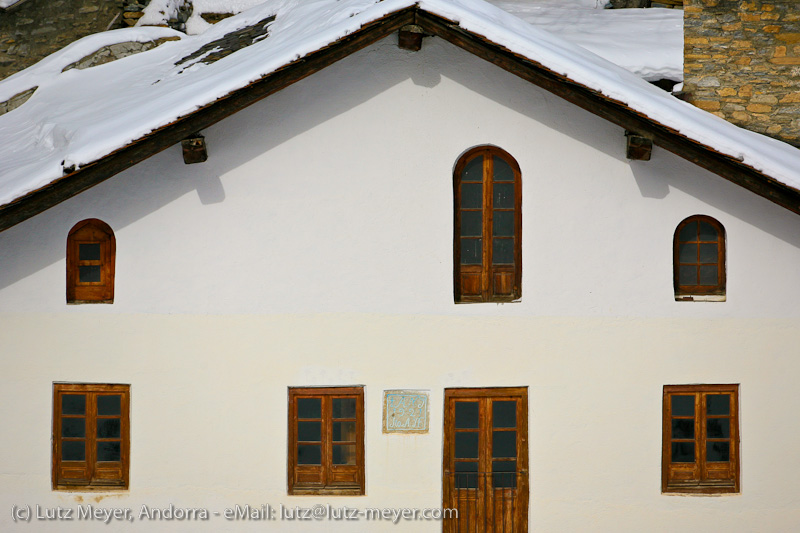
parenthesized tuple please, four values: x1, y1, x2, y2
(66, 219, 116, 304)
(674, 215, 725, 301)
(52, 383, 130, 490)
(288, 387, 364, 495)
(662, 384, 739, 494)
(454, 146, 522, 303)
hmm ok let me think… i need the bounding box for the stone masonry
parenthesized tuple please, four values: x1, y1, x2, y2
(684, 0, 800, 146)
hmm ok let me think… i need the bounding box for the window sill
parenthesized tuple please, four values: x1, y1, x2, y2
(674, 294, 726, 302)
(290, 486, 364, 496)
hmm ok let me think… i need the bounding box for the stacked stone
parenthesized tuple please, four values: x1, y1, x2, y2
(122, 0, 148, 27)
(684, 0, 800, 146)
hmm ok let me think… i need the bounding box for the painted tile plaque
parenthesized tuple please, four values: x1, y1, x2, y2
(383, 390, 429, 434)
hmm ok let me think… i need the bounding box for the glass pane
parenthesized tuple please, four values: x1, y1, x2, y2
(493, 239, 514, 264)
(61, 418, 85, 438)
(671, 442, 695, 463)
(298, 421, 321, 442)
(455, 402, 479, 429)
(492, 430, 516, 458)
(671, 395, 695, 417)
(493, 183, 514, 209)
(699, 265, 718, 285)
(332, 398, 356, 419)
(679, 221, 697, 242)
(493, 156, 514, 182)
(97, 418, 120, 439)
(97, 395, 121, 416)
(333, 421, 356, 442)
(333, 444, 356, 465)
(297, 398, 321, 419)
(493, 401, 516, 428)
(707, 395, 730, 415)
(699, 243, 718, 263)
(455, 432, 479, 459)
(454, 461, 478, 489)
(698, 221, 717, 241)
(492, 460, 517, 488)
(707, 441, 730, 462)
(79, 265, 101, 283)
(462, 156, 484, 182)
(62, 394, 86, 415)
(679, 265, 697, 285)
(460, 239, 481, 265)
(97, 441, 121, 462)
(79, 243, 101, 261)
(493, 211, 514, 237)
(461, 183, 482, 209)
(679, 243, 697, 263)
(707, 418, 730, 439)
(671, 419, 694, 439)
(460, 211, 483, 237)
(62, 440, 85, 461)
(297, 444, 321, 465)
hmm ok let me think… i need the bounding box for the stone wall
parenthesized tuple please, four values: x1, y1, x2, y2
(684, 0, 800, 146)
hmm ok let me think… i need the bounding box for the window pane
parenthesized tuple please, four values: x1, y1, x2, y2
(671, 395, 695, 417)
(297, 398, 321, 419)
(79, 265, 101, 283)
(97, 395, 121, 416)
(298, 421, 321, 442)
(97, 441, 121, 462)
(492, 430, 516, 458)
(62, 418, 85, 438)
(493, 239, 514, 264)
(493, 156, 514, 182)
(297, 444, 321, 465)
(79, 243, 101, 261)
(62, 394, 86, 415)
(454, 461, 478, 489)
(699, 265, 718, 285)
(493, 401, 516, 428)
(492, 460, 517, 488)
(679, 243, 697, 263)
(698, 221, 717, 241)
(455, 402, 479, 429)
(332, 398, 356, 419)
(707, 441, 730, 462)
(707, 395, 730, 415)
(461, 183, 482, 209)
(679, 221, 697, 242)
(62, 440, 85, 461)
(493, 183, 514, 209)
(455, 432, 479, 459)
(332, 444, 356, 465)
(493, 211, 514, 237)
(671, 419, 694, 439)
(699, 243, 718, 263)
(460, 211, 482, 237)
(460, 238, 482, 265)
(333, 421, 356, 442)
(462, 156, 484, 182)
(707, 418, 730, 439)
(671, 442, 695, 463)
(679, 265, 697, 285)
(97, 418, 120, 439)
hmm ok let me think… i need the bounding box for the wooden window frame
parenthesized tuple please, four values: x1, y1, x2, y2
(454, 146, 522, 303)
(288, 386, 365, 495)
(66, 219, 116, 304)
(52, 383, 130, 491)
(662, 384, 739, 494)
(673, 215, 725, 301)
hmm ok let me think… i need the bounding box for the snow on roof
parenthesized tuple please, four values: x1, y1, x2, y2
(0, 0, 25, 9)
(1, 0, 799, 214)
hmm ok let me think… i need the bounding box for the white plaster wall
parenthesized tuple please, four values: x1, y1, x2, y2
(1, 35, 800, 531)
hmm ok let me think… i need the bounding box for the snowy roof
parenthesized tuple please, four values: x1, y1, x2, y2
(0, 0, 28, 10)
(1, 0, 800, 231)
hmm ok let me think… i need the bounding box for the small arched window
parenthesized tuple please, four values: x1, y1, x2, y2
(66, 219, 116, 304)
(454, 146, 521, 303)
(673, 215, 725, 301)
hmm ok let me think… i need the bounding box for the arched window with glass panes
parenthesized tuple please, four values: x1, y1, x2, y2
(454, 146, 521, 303)
(673, 215, 725, 301)
(66, 219, 116, 304)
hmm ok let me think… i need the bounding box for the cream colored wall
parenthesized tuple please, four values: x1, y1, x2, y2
(1, 34, 800, 531)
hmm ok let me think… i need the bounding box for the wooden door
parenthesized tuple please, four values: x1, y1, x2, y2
(443, 388, 528, 533)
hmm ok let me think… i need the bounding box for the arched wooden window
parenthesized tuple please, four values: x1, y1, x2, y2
(454, 146, 521, 303)
(67, 219, 116, 304)
(673, 215, 725, 301)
